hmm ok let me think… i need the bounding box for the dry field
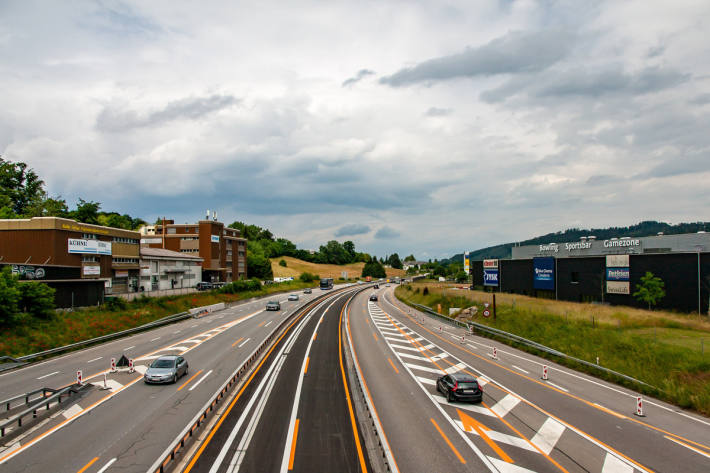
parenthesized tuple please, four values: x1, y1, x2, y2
(271, 256, 406, 280)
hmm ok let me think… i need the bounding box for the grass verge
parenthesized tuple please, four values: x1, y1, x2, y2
(395, 282, 710, 416)
(0, 280, 315, 358)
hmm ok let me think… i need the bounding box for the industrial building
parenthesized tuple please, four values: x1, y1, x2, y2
(471, 232, 710, 314)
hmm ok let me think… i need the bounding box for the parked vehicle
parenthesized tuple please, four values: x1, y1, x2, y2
(196, 282, 213, 291)
(436, 373, 483, 403)
(144, 355, 188, 384)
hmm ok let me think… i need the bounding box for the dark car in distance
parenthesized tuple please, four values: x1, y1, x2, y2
(373, 284, 379, 289)
(436, 373, 483, 403)
(303, 288, 312, 294)
(369, 294, 378, 301)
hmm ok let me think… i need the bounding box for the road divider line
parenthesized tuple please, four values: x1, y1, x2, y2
(231, 337, 244, 347)
(430, 418, 466, 464)
(388, 358, 399, 374)
(547, 381, 569, 393)
(288, 418, 300, 470)
(178, 370, 204, 391)
(123, 345, 135, 351)
(76, 456, 98, 473)
(664, 435, 710, 459)
(87, 357, 102, 363)
(512, 365, 529, 374)
(150, 337, 161, 342)
(304, 357, 310, 374)
(96, 457, 117, 473)
(36, 371, 59, 380)
(238, 338, 251, 348)
(265, 320, 273, 327)
(189, 370, 213, 391)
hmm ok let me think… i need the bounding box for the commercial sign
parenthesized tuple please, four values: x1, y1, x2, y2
(483, 269, 499, 286)
(606, 254, 629, 267)
(464, 252, 470, 273)
(68, 239, 112, 255)
(533, 257, 555, 290)
(115, 270, 129, 278)
(82, 265, 101, 276)
(483, 259, 498, 269)
(140, 238, 162, 244)
(606, 267, 630, 281)
(607, 281, 630, 294)
(211, 235, 220, 243)
(537, 238, 641, 255)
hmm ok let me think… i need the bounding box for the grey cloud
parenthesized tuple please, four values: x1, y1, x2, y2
(96, 94, 239, 132)
(690, 93, 710, 105)
(379, 30, 574, 87)
(425, 107, 452, 117)
(586, 175, 624, 186)
(375, 226, 400, 239)
(638, 150, 710, 179)
(342, 69, 375, 87)
(335, 224, 371, 237)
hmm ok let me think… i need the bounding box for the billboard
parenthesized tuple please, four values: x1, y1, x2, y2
(607, 281, 630, 294)
(606, 267, 630, 281)
(68, 239, 112, 255)
(483, 269, 499, 286)
(483, 259, 499, 269)
(464, 252, 470, 273)
(211, 235, 220, 243)
(606, 254, 629, 267)
(533, 257, 555, 290)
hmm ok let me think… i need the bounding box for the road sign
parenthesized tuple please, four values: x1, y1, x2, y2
(483, 309, 491, 317)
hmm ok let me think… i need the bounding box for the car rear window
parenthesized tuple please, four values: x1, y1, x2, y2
(456, 382, 478, 389)
(151, 359, 174, 368)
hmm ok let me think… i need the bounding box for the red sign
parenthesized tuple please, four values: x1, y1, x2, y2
(483, 309, 491, 318)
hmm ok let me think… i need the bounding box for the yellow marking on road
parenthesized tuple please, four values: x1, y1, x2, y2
(304, 357, 310, 374)
(231, 337, 244, 347)
(457, 409, 513, 463)
(431, 417, 466, 464)
(313, 332, 317, 341)
(76, 457, 99, 473)
(372, 331, 378, 341)
(388, 357, 399, 374)
(177, 370, 203, 391)
(288, 418, 300, 470)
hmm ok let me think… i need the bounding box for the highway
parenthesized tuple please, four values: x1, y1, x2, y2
(1, 282, 709, 473)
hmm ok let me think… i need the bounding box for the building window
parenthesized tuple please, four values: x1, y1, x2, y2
(113, 257, 139, 264)
(82, 233, 98, 240)
(571, 272, 579, 284)
(82, 256, 99, 262)
(112, 237, 139, 244)
(167, 227, 177, 234)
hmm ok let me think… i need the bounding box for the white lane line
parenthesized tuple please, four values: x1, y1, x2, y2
(97, 458, 117, 473)
(150, 337, 161, 342)
(466, 343, 477, 350)
(444, 362, 467, 375)
(512, 365, 529, 374)
(191, 324, 198, 328)
(123, 345, 135, 351)
(238, 338, 251, 348)
(601, 452, 634, 473)
(490, 394, 520, 418)
(664, 435, 710, 459)
(487, 456, 537, 473)
(61, 404, 82, 419)
(416, 376, 436, 386)
(189, 370, 213, 391)
(87, 357, 102, 363)
(264, 321, 273, 327)
(174, 330, 181, 334)
(396, 352, 431, 362)
(433, 395, 494, 416)
(547, 381, 569, 393)
(405, 362, 444, 375)
(457, 419, 537, 452)
(36, 371, 59, 380)
(531, 417, 566, 455)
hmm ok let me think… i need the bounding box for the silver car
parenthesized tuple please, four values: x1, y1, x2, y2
(144, 355, 188, 384)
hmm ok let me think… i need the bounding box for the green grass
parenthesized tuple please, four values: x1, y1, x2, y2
(0, 280, 314, 358)
(396, 283, 710, 416)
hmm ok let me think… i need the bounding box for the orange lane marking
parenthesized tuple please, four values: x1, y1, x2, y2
(288, 418, 300, 470)
(338, 305, 369, 472)
(304, 357, 310, 375)
(313, 332, 317, 341)
(177, 370, 203, 391)
(457, 409, 512, 463)
(664, 435, 710, 459)
(76, 456, 99, 473)
(231, 337, 244, 347)
(430, 418, 466, 464)
(387, 357, 399, 374)
(372, 331, 378, 341)
(258, 321, 265, 327)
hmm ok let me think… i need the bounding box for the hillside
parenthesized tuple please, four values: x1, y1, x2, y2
(271, 256, 406, 280)
(448, 220, 710, 263)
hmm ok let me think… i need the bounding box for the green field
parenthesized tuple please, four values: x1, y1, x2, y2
(395, 283, 710, 416)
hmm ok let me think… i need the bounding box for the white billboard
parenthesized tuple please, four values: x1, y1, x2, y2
(607, 281, 630, 295)
(606, 254, 630, 267)
(82, 265, 100, 276)
(483, 259, 498, 269)
(68, 239, 112, 255)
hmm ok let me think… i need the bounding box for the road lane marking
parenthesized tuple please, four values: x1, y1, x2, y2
(123, 345, 135, 351)
(512, 365, 529, 374)
(96, 458, 117, 473)
(457, 410, 513, 463)
(231, 337, 244, 347)
(238, 338, 250, 348)
(189, 370, 213, 391)
(178, 370, 204, 391)
(593, 403, 627, 420)
(265, 320, 273, 327)
(372, 331, 378, 341)
(388, 358, 399, 374)
(490, 394, 520, 418)
(430, 418, 466, 464)
(62, 404, 83, 419)
(313, 332, 317, 341)
(150, 337, 161, 342)
(258, 321, 265, 327)
(601, 452, 634, 472)
(87, 357, 102, 363)
(304, 357, 310, 374)
(531, 418, 566, 455)
(405, 362, 443, 375)
(288, 418, 300, 470)
(466, 343, 477, 350)
(417, 376, 436, 386)
(664, 435, 710, 459)
(444, 362, 468, 375)
(546, 381, 569, 392)
(36, 371, 59, 380)
(76, 456, 98, 473)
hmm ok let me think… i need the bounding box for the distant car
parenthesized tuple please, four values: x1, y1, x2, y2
(265, 301, 281, 311)
(369, 294, 378, 301)
(196, 282, 212, 291)
(144, 355, 188, 384)
(373, 284, 379, 289)
(288, 294, 299, 301)
(436, 373, 482, 403)
(385, 283, 391, 287)
(303, 288, 312, 294)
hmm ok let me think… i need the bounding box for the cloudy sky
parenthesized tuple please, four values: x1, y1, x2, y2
(1, 1, 709, 260)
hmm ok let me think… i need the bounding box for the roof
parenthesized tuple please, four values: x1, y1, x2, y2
(140, 247, 203, 261)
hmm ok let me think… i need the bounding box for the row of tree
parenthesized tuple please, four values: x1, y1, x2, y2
(0, 267, 56, 326)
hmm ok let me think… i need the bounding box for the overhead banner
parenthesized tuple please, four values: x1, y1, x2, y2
(533, 257, 555, 290)
(607, 281, 630, 294)
(606, 254, 629, 267)
(68, 239, 112, 255)
(483, 259, 498, 269)
(464, 252, 470, 273)
(606, 267, 630, 281)
(483, 269, 499, 286)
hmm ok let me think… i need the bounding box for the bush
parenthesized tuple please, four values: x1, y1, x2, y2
(0, 267, 21, 326)
(105, 296, 128, 312)
(423, 287, 429, 295)
(299, 272, 318, 283)
(18, 282, 56, 318)
(279, 259, 287, 267)
(219, 278, 262, 294)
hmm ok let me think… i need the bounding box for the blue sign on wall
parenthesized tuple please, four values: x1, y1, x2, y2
(483, 269, 499, 286)
(533, 257, 555, 290)
(606, 267, 630, 281)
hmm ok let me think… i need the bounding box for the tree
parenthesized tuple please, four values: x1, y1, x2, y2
(0, 157, 45, 216)
(18, 282, 55, 318)
(279, 259, 287, 267)
(71, 198, 101, 225)
(0, 267, 21, 326)
(633, 271, 666, 310)
(404, 254, 416, 262)
(361, 257, 386, 279)
(455, 271, 468, 283)
(387, 253, 403, 270)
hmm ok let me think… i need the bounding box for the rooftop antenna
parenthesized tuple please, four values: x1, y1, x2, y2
(206, 209, 210, 220)
(213, 210, 218, 222)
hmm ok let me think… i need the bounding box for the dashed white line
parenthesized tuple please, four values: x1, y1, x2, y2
(150, 337, 161, 342)
(264, 321, 273, 327)
(512, 365, 530, 374)
(97, 458, 117, 473)
(123, 345, 135, 351)
(189, 370, 213, 391)
(87, 357, 102, 363)
(547, 381, 569, 393)
(174, 330, 181, 334)
(238, 338, 251, 348)
(36, 371, 59, 380)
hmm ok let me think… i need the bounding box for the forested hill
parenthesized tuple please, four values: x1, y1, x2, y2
(446, 221, 710, 263)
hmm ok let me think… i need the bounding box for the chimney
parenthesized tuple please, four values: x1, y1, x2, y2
(206, 209, 210, 220)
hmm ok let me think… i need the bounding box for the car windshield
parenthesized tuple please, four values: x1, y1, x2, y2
(151, 359, 175, 368)
(456, 382, 478, 389)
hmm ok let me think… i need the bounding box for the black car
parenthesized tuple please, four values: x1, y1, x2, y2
(373, 284, 379, 289)
(369, 294, 378, 301)
(436, 373, 483, 403)
(196, 282, 213, 291)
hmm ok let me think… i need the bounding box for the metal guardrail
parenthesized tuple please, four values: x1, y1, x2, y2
(0, 311, 191, 372)
(406, 301, 657, 391)
(1, 387, 54, 413)
(0, 385, 82, 437)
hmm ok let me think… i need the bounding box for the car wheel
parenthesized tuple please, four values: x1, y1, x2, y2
(447, 390, 454, 403)
(173, 374, 178, 384)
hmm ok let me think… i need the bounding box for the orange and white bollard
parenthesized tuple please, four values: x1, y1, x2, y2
(635, 396, 645, 417)
(542, 365, 549, 380)
(492, 347, 498, 360)
(461, 336, 465, 344)
(76, 370, 83, 385)
(110, 357, 117, 373)
(128, 359, 135, 374)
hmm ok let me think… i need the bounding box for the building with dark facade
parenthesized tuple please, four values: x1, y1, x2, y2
(0, 217, 142, 307)
(140, 215, 247, 283)
(471, 232, 710, 314)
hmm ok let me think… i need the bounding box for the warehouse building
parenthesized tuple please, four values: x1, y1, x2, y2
(471, 232, 710, 314)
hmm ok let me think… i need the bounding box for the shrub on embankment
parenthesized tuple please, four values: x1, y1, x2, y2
(396, 283, 710, 416)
